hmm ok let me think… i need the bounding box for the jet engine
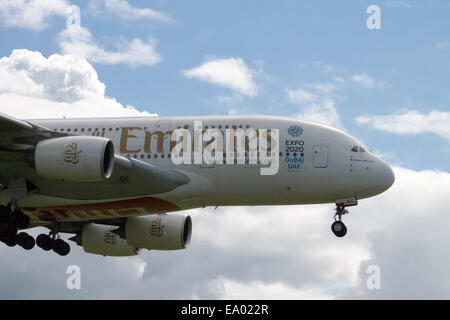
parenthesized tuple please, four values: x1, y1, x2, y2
(76, 223, 139, 257)
(125, 214, 192, 250)
(35, 136, 114, 182)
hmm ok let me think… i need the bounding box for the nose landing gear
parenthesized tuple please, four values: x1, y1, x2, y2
(331, 198, 358, 238)
(331, 206, 348, 237)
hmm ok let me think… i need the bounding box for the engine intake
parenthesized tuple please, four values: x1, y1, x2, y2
(125, 214, 192, 250)
(35, 136, 114, 182)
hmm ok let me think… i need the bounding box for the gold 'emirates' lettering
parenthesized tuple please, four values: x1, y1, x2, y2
(144, 130, 175, 154)
(120, 127, 142, 154)
(119, 126, 276, 155)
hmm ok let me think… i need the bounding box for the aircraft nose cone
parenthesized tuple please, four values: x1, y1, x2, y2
(382, 163, 395, 191)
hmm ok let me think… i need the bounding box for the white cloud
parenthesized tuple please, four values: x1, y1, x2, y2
(0, 165, 449, 299)
(341, 167, 450, 298)
(102, 0, 171, 22)
(209, 277, 332, 300)
(355, 110, 450, 141)
(0, 49, 154, 118)
(182, 57, 259, 97)
(286, 81, 343, 128)
(0, 0, 70, 31)
(296, 100, 342, 128)
(58, 25, 162, 67)
(351, 73, 376, 88)
(287, 88, 316, 105)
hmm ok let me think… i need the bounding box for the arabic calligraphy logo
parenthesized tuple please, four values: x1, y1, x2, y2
(64, 142, 82, 164)
(150, 217, 165, 237)
(288, 125, 303, 137)
(104, 230, 117, 245)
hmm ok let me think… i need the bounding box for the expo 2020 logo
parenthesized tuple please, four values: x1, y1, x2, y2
(288, 125, 303, 137)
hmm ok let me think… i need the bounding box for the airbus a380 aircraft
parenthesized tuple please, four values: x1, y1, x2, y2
(0, 112, 394, 256)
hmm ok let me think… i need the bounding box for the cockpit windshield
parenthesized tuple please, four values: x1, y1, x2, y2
(351, 145, 366, 153)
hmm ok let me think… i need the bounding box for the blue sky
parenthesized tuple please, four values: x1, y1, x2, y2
(0, 0, 449, 172)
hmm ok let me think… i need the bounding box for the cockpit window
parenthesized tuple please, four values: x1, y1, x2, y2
(351, 146, 366, 152)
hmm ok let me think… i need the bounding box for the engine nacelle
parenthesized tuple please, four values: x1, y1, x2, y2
(126, 214, 192, 250)
(81, 223, 139, 257)
(35, 136, 114, 182)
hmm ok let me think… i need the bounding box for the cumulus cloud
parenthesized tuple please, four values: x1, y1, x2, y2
(0, 0, 70, 31)
(58, 25, 162, 67)
(182, 57, 259, 97)
(355, 110, 450, 141)
(0, 166, 449, 299)
(0, 49, 154, 118)
(209, 277, 332, 300)
(341, 167, 450, 299)
(0, 0, 171, 31)
(286, 82, 343, 128)
(351, 73, 378, 88)
(0, 1, 165, 67)
(97, 0, 172, 23)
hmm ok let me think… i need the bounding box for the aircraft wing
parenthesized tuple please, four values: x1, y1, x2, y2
(0, 112, 190, 200)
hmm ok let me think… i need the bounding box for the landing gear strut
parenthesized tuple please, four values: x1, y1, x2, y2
(0, 203, 34, 250)
(331, 198, 357, 238)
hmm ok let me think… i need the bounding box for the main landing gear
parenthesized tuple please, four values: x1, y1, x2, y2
(0, 178, 71, 255)
(331, 198, 358, 238)
(0, 204, 34, 250)
(36, 231, 70, 256)
(0, 205, 70, 256)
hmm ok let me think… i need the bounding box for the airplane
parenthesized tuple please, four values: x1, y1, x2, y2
(0, 112, 394, 256)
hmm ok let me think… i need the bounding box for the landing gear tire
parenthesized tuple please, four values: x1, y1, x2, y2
(16, 232, 35, 250)
(37, 233, 70, 256)
(331, 221, 347, 238)
(331, 204, 352, 238)
(36, 234, 54, 251)
(53, 239, 70, 256)
(4, 236, 17, 247)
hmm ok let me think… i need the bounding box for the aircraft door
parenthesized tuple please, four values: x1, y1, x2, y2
(313, 145, 328, 168)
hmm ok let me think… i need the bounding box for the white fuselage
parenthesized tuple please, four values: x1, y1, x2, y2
(1, 115, 395, 225)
